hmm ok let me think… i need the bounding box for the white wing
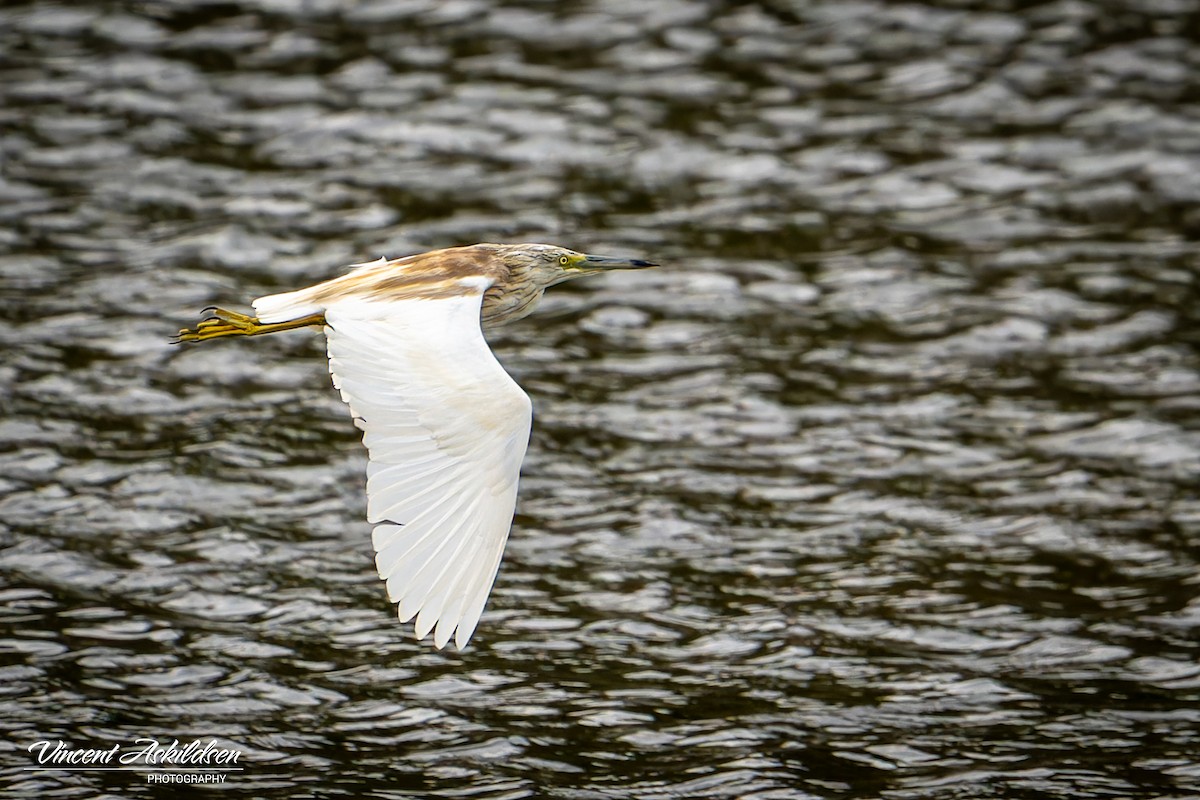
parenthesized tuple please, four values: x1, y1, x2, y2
(322, 292, 532, 650)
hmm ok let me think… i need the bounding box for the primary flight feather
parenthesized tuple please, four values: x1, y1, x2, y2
(176, 243, 656, 649)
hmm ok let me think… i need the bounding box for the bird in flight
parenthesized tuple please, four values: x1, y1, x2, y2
(176, 243, 656, 650)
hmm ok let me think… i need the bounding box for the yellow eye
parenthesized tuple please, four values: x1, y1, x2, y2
(559, 255, 570, 266)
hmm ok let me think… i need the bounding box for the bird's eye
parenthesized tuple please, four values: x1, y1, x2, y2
(559, 255, 570, 266)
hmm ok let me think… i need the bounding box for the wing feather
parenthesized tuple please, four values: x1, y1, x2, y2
(375, 488, 476, 579)
(452, 493, 518, 649)
(322, 292, 532, 649)
(378, 490, 479, 588)
(404, 498, 484, 620)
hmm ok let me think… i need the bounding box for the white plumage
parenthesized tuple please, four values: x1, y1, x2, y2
(256, 287, 531, 650)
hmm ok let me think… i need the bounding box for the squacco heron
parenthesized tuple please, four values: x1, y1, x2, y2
(176, 243, 656, 650)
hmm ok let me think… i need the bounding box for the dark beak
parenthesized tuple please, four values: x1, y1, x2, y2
(578, 254, 659, 271)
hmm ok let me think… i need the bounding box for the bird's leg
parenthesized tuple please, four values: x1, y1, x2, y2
(174, 307, 327, 343)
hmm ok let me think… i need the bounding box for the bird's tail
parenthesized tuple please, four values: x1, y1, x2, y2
(252, 288, 325, 324)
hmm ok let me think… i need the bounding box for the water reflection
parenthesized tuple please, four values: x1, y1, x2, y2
(2, 0, 1199, 797)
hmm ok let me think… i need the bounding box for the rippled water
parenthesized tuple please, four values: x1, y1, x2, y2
(2, 0, 1199, 797)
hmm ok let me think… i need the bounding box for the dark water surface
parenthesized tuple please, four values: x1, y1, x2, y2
(2, 0, 1199, 797)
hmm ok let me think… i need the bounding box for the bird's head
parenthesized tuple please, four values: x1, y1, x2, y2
(500, 243, 657, 288)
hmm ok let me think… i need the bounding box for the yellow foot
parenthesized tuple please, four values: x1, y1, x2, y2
(174, 307, 326, 344)
(175, 307, 257, 343)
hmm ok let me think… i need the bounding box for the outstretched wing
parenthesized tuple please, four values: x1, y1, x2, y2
(322, 292, 532, 650)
